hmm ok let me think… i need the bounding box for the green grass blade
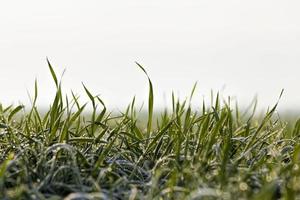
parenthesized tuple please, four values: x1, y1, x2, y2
(47, 58, 58, 88)
(135, 62, 154, 139)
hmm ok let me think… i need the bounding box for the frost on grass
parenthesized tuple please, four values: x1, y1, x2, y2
(0, 62, 298, 199)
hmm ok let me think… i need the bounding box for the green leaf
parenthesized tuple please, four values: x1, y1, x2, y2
(135, 62, 154, 139)
(189, 81, 198, 102)
(82, 83, 95, 108)
(8, 105, 24, 122)
(47, 58, 58, 88)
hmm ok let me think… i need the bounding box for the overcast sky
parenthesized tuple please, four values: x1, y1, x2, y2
(0, 0, 300, 112)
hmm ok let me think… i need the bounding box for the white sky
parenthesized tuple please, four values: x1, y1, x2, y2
(0, 0, 300, 112)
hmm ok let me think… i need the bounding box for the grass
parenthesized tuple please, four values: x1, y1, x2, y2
(0, 61, 300, 199)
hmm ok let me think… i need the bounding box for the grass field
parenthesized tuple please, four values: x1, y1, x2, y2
(0, 62, 300, 200)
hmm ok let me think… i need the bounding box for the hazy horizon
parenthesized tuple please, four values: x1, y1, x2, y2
(1, 0, 300, 113)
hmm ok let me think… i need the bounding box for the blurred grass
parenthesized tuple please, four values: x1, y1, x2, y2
(0, 61, 300, 199)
